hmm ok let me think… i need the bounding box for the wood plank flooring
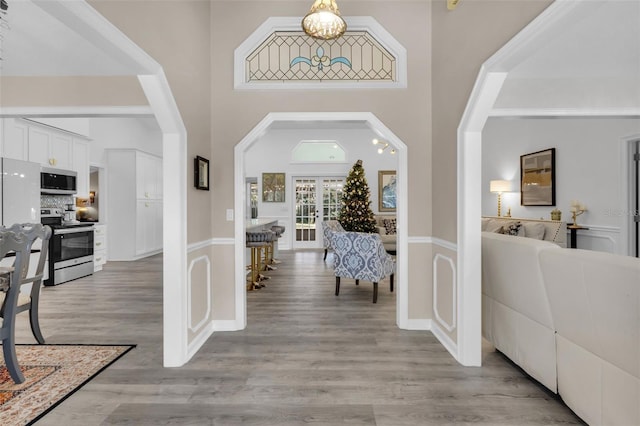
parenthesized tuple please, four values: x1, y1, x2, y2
(15, 250, 584, 425)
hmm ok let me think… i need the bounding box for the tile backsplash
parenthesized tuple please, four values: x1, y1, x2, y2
(40, 195, 74, 209)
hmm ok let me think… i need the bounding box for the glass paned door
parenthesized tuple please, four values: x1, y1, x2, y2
(294, 177, 344, 249)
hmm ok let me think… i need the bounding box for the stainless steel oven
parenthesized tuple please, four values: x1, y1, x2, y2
(41, 208, 94, 286)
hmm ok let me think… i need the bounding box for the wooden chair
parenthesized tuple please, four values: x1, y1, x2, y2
(0, 223, 52, 345)
(0, 228, 31, 383)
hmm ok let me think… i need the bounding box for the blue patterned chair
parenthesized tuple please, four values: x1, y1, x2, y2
(331, 231, 395, 303)
(321, 220, 345, 261)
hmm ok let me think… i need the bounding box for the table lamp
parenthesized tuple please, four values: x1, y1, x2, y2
(490, 180, 511, 217)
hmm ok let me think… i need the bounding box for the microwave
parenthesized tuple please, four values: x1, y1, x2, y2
(41, 167, 77, 195)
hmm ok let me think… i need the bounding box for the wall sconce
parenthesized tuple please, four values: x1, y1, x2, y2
(372, 138, 396, 155)
(89, 191, 96, 204)
(490, 179, 511, 217)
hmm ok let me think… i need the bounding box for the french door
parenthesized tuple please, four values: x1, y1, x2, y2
(293, 177, 344, 249)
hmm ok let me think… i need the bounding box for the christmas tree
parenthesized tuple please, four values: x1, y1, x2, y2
(338, 159, 378, 233)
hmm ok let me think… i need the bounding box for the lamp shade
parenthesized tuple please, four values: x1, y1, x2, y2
(490, 180, 511, 193)
(302, 0, 347, 40)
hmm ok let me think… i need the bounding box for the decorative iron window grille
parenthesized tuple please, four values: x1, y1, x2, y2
(246, 31, 396, 83)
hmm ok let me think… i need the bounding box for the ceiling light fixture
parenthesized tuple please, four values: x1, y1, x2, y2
(372, 138, 396, 155)
(302, 0, 347, 40)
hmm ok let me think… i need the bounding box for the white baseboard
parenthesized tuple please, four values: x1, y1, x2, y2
(212, 320, 242, 331)
(404, 318, 432, 330)
(186, 319, 242, 361)
(431, 321, 459, 361)
(186, 322, 214, 360)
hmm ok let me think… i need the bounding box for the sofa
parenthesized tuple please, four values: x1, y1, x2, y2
(482, 231, 560, 391)
(482, 230, 640, 425)
(540, 249, 640, 426)
(374, 215, 396, 252)
(482, 216, 567, 247)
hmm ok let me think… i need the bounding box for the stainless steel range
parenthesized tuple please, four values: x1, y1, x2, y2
(41, 208, 94, 286)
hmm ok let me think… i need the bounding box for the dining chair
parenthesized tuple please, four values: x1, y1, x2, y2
(331, 231, 395, 303)
(0, 223, 52, 345)
(0, 228, 31, 383)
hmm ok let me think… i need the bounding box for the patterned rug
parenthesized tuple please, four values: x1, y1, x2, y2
(0, 344, 135, 425)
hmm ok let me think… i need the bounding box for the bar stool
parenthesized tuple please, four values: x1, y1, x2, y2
(246, 230, 271, 290)
(270, 225, 286, 265)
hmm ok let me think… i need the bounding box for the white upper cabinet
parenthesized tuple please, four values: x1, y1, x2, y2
(2, 119, 91, 198)
(28, 126, 73, 169)
(1, 118, 29, 161)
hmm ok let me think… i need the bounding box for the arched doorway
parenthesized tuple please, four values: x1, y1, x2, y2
(234, 112, 410, 329)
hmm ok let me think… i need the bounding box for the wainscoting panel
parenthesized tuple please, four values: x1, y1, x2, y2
(187, 255, 211, 334)
(568, 225, 620, 254)
(433, 253, 457, 333)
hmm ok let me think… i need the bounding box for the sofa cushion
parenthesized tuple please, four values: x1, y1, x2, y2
(382, 218, 397, 235)
(523, 222, 545, 240)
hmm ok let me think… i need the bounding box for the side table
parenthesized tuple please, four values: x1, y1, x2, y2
(567, 224, 589, 249)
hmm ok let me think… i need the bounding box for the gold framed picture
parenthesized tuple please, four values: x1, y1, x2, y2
(378, 170, 397, 212)
(262, 172, 285, 202)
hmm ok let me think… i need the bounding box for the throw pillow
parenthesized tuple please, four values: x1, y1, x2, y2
(484, 219, 504, 233)
(523, 222, 546, 240)
(382, 218, 397, 235)
(500, 221, 522, 236)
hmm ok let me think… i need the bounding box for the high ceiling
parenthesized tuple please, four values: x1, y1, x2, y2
(1, 0, 638, 111)
(0, 0, 151, 76)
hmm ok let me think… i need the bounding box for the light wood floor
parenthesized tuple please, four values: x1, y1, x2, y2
(16, 250, 584, 425)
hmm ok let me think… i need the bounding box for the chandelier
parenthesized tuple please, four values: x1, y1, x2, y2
(302, 0, 347, 40)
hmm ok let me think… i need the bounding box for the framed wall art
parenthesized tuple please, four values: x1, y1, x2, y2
(520, 148, 555, 206)
(262, 172, 285, 202)
(194, 156, 210, 190)
(378, 170, 397, 212)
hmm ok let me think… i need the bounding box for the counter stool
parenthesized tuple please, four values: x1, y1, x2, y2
(246, 230, 271, 290)
(270, 225, 286, 265)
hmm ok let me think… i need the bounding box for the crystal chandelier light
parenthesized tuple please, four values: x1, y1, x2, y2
(302, 0, 347, 40)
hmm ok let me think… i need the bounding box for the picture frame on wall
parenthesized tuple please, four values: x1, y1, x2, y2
(194, 156, 210, 190)
(378, 170, 397, 212)
(520, 148, 555, 206)
(262, 172, 286, 202)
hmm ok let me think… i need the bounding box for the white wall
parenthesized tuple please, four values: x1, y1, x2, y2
(88, 117, 162, 165)
(246, 127, 398, 249)
(482, 117, 640, 254)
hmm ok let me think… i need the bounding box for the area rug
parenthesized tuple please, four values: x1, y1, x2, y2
(0, 344, 135, 425)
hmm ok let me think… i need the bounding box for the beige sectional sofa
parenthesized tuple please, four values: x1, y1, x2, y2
(374, 215, 396, 252)
(482, 230, 640, 425)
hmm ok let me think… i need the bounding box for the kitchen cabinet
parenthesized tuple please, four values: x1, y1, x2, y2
(72, 139, 90, 198)
(136, 200, 163, 255)
(1, 118, 29, 161)
(1, 119, 91, 195)
(106, 149, 163, 260)
(136, 152, 162, 200)
(93, 224, 108, 271)
(28, 126, 73, 170)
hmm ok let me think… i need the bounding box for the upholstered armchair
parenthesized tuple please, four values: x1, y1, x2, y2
(321, 220, 345, 260)
(331, 231, 395, 303)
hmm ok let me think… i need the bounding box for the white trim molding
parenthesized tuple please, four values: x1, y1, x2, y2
(187, 255, 211, 334)
(405, 319, 432, 331)
(433, 253, 457, 333)
(431, 321, 458, 359)
(234, 17, 407, 90)
(490, 107, 640, 118)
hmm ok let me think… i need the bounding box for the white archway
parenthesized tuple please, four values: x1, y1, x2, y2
(234, 112, 410, 329)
